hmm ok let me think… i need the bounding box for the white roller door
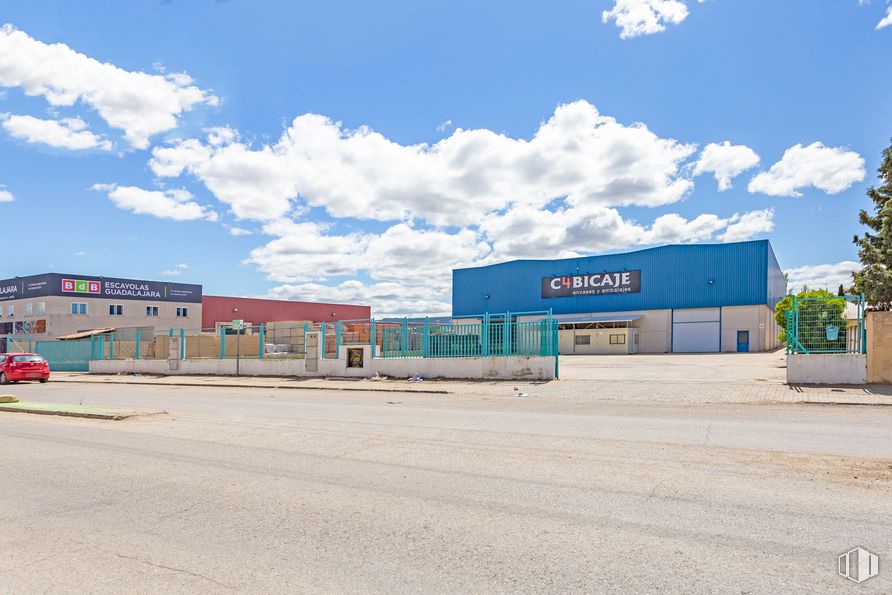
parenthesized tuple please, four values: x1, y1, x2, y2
(673, 308, 720, 353)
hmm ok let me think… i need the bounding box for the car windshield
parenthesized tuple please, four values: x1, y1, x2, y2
(13, 355, 45, 363)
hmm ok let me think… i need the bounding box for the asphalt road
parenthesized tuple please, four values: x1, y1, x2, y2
(1, 382, 891, 593)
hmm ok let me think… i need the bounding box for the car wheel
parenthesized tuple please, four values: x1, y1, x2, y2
(39, 378, 48, 383)
(0, 373, 7, 385)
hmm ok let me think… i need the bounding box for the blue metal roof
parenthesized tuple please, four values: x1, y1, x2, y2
(452, 240, 786, 316)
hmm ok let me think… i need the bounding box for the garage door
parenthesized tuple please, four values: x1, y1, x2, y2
(673, 308, 720, 353)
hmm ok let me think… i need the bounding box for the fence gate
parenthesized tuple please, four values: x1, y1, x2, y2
(786, 294, 866, 354)
(35, 339, 93, 371)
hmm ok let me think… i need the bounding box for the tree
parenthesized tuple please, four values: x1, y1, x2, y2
(838, 283, 845, 296)
(853, 139, 892, 310)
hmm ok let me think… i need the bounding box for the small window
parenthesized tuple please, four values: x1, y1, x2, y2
(7, 305, 13, 318)
(37, 302, 46, 315)
(574, 335, 591, 345)
(176, 307, 188, 318)
(25, 303, 33, 316)
(146, 306, 159, 317)
(609, 334, 626, 345)
(109, 304, 123, 316)
(71, 302, 87, 315)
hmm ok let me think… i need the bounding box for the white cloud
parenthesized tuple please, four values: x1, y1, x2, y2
(92, 183, 218, 222)
(0, 24, 217, 149)
(75, 250, 86, 256)
(602, 0, 696, 39)
(716, 208, 775, 242)
(267, 280, 452, 318)
(2, 114, 112, 150)
(878, 7, 892, 29)
(692, 141, 760, 191)
(0, 187, 13, 202)
(785, 261, 860, 293)
(161, 269, 182, 277)
(748, 142, 865, 196)
(436, 119, 453, 132)
(176, 263, 189, 269)
(229, 226, 253, 236)
(150, 100, 697, 225)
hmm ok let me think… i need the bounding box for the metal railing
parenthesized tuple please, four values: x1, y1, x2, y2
(786, 294, 866, 354)
(74, 314, 560, 362)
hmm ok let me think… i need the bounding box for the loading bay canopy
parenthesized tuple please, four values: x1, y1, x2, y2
(554, 315, 641, 330)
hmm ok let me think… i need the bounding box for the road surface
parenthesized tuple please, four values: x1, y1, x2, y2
(1, 382, 890, 593)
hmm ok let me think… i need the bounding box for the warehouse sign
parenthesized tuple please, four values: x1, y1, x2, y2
(0, 273, 202, 303)
(541, 270, 641, 298)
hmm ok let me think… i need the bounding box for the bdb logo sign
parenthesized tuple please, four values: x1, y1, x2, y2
(839, 547, 879, 584)
(61, 279, 100, 295)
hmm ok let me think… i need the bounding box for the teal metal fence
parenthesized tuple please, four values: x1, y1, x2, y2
(4, 336, 92, 371)
(786, 294, 866, 354)
(14, 314, 560, 375)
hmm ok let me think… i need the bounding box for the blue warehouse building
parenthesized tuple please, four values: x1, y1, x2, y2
(452, 240, 787, 354)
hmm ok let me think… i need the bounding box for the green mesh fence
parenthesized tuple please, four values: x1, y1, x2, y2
(786, 295, 866, 354)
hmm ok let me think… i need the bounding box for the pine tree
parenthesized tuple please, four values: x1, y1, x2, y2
(838, 283, 845, 296)
(853, 140, 892, 310)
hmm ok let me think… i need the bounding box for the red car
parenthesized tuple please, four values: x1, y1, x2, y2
(0, 353, 50, 384)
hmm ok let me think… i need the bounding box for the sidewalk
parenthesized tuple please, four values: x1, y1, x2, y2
(48, 372, 892, 406)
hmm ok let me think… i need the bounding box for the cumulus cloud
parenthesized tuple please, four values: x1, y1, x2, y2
(716, 208, 775, 242)
(2, 114, 112, 150)
(92, 183, 217, 222)
(877, 6, 892, 29)
(0, 186, 13, 202)
(602, 0, 698, 39)
(150, 100, 697, 225)
(267, 280, 453, 318)
(0, 24, 217, 149)
(692, 141, 760, 191)
(747, 142, 865, 196)
(785, 261, 860, 293)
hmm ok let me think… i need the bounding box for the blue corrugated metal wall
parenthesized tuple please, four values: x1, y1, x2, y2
(452, 240, 786, 316)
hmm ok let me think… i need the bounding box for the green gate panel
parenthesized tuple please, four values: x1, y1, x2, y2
(35, 339, 92, 372)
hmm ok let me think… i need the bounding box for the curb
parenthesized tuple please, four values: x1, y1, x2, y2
(0, 405, 135, 420)
(51, 378, 451, 395)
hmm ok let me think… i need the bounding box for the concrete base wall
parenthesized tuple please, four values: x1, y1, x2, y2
(787, 354, 867, 385)
(89, 348, 555, 380)
(867, 311, 892, 384)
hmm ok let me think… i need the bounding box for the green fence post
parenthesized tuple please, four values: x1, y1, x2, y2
(370, 320, 376, 359)
(4, 336, 8, 352)
(320, 322, 326, 359)
(169, 327, 173, 338)
(336, 321, 342, 357)
(503, 311, 510, 356)
(401, 318, 408, 358)
(180, 328, 186, 360)
(135, 330, 141, 360)
(422, 317, 430, 358)
(109, 333, 114, 360)
(258, 324, 265, 360)
(219, 326, 226, 359)
(304, 322, 309, 357)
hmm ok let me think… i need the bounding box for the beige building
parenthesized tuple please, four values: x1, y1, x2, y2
(0, 273, 202, 345)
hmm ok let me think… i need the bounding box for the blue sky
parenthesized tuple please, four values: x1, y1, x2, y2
(0, 0, 890, 315)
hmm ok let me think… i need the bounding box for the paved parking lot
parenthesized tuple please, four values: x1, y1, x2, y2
(558, 351, 787, 383)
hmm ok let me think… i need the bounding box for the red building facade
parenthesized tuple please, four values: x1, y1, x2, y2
(201, 295, 370, 328)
